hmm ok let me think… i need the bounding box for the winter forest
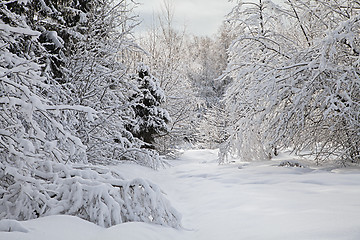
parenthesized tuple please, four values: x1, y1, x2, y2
(1, 0, 360, 239)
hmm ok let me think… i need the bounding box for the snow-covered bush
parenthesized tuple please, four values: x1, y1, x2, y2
(0, 160, 181, 228)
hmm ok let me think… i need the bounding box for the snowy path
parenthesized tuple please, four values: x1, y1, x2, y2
(1, 149, 360, 240)
(144, 149, 360, 240)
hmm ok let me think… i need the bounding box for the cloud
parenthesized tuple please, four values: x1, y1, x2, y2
(135, 0, 235, 36)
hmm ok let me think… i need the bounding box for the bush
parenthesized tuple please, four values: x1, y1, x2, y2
(0, 160, 181, 228)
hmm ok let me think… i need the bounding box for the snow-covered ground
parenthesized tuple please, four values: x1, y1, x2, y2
(1, 149, 360, 240)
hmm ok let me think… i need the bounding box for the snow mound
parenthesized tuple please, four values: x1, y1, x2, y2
(0, 219, 28, 233)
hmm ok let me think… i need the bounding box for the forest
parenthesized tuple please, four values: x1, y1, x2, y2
(0, 0, 359, 235)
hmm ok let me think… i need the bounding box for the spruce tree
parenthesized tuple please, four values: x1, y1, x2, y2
(129, 64, 171, 149)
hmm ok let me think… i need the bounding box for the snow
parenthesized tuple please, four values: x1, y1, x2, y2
(0, 219, 28, 233)
(44, 31, 64, 49)
(1, 149, 360, 240)
(0, 24, 40, 36)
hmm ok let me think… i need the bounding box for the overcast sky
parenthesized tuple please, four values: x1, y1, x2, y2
(134, 0, 235, 36)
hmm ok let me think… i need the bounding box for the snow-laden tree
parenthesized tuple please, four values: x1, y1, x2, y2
(0, 0, 181, 228)
(220, 0, 293, 162)
(221, 0, 360, 164)
(128, 63, 171, 149)
(261, 14, 360, 164)
(2, 0, 157, 166)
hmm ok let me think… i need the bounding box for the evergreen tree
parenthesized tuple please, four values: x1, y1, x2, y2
(128, 64, 171, 149)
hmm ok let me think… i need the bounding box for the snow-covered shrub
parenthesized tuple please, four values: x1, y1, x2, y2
(0, 160, 181, 228)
